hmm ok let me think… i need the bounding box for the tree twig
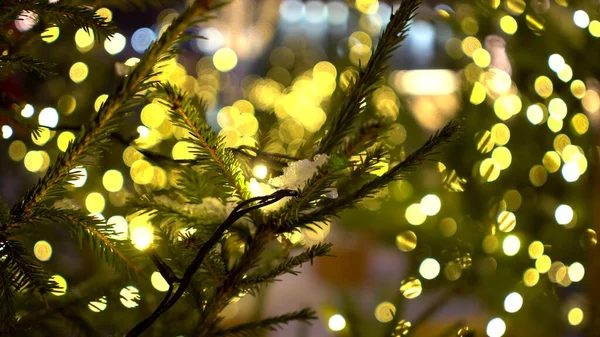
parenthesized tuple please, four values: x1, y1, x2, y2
(125, 189, 298, 337)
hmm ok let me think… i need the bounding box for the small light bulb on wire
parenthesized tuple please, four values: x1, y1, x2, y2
(252, 164, 268, 179)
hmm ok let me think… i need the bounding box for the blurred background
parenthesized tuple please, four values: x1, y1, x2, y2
(1, 0, 599, 336)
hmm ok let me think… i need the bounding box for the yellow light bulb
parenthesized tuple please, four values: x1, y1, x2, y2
(131, 226, 153, 250)
(252, 164, 268, 179)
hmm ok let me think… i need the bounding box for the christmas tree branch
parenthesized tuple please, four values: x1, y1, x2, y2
(240, 243, 333, 295)
(125, 189, 298, 337)
(34, 208, 143, 275)
(0, 54, 56, 78)
(213, 308, 317, 337)
(157, 84, 250, 201)
(315, 0, 421, 155)
(0, 1, 116, 41)
(64, 0, 172, 11)
(8, 0, 221, 223)
(278, 120, 462, 233)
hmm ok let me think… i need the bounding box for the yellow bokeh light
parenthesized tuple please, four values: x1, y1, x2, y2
(570, 80, 586, 99)
(500, 15, 518, 35)
(562, 161, 581, 182)
(85, 192, 105, 213)
(536, 255, 551, 273)
(107, 215, 128, 240)
(534, 76, 553, 98)
(75, 28, 94, 50)
(568, 262, 585, 282)
(131, 159, 154, 184)
(120, 286, 140, 308)
(419, 258, 441, 280)
(589, 20, 600, 37)
(400, 277, 422, 299)
(58, 95, 76, 115)
(479, 158, 501, 182)
(349, 44, 372, 67)
(523, 268, 540, 287)
(39, 107, 59, 128)
(492, 147, 512, 170)
(483, 235, 499, 254)
(504, 292, 523, 313)
(172, 141, 196, 161)
(420, 194, 441, 216)
(529, 165, 547, 186)
(88, 296, 108, 312)
(141, 103, 167, 128)
(151, 271, 170, 292)
(349, 31, 372, 49)
(542, 151, 561, 173)
(558, 64, 573, 82)
(328, 314, 346, 331)
(555, 204, 574, 225)
(24, 151, 44, 172)
(547, 116, 563, 133)
(69, 167, 87, 187)
(571, 113, 589, 135)
(103, 169, 124, 192)
(94, 94, 109, 112)
(553, 134, 570, 154)
(502, 235, 520, 256)
(491, 123, 510, 146)
(470, 82, 486, 105)
(355, 0, 378, 14)
(528, 241, 544, 259)
(526, 104, 545, 125)
(104, 33, 126, 55)
(69, 62, 89, 83)
(405, 203, 427, 225)
(34, 240, 52, 261)
(96, 8, 113, 22)
(497, 211, 516, 232)
(396, 231, 417, 252)
(374, 302, 396, 323)
(472, 48, 491, 68)
(568, 308, 584, 326)
(57, 131, 75, 152)
(486, 318, 506, 337)
(461, 37, 481, 57)
(213, 47, 238, 72)
(51, 274, 67, 296)
(42, 26, 60, 43)
(131, 226, 154, 250)
(9, 140, 27, 161)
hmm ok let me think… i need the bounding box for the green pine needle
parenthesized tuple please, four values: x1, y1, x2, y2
(316, 0, 422, 155)
(0, 1, 116, 41)
(0, 54, 56, 78)
(213, 308, 317, 337)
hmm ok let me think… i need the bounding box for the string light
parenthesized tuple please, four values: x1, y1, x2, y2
(252, 164, 268, 179)
(328, 314, 346, 331)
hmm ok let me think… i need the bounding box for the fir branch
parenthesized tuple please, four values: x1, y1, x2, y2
(9, 0, 222, 223)
(213, 308, 317, 337)
(240, 243, 333, 294)
(0, 1, 116, 41)
(0, 238, 58, 294)
(125, 189, 298, 337)
(0, 54, 56, 78)
(0, 261, 18, 334)
(279, 120, 461, 232)
(156, 84, 250, 201)
(25, 207, 142, 276)
(64, 0, 172, 11)
(126, 194, 220, 237)
(315, 0, 421, 155)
